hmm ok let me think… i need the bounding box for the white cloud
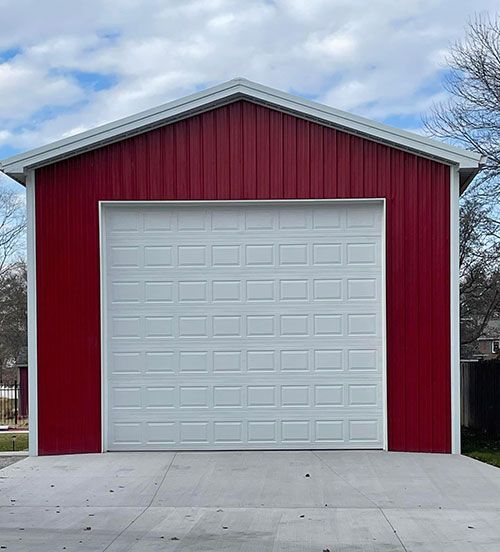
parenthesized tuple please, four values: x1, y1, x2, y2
(0, 0, 498, 154)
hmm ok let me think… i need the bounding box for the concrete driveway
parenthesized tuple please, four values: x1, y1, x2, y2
(0, 451, 499, 551)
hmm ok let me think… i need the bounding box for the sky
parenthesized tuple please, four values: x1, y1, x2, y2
(0, 0, 498, 193)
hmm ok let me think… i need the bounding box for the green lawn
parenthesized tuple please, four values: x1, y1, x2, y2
(462, 428, 500, 468)
(0, 433, 29, 453)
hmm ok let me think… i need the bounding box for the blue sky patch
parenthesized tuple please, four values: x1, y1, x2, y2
(0, 46, 21, 63)
(52, 69, 118, 92)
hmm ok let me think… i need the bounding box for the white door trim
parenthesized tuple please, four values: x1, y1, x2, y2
(98, 198, 388, 452)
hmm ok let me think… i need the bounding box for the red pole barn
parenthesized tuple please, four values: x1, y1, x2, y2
(1, 79, 483, 456)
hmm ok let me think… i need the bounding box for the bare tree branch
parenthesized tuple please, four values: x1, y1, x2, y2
(425, 14, 500, 356)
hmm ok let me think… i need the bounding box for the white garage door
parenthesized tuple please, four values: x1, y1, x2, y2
(103, 201, 385, 450)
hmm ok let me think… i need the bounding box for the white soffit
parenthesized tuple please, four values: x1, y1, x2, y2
(0, 78, 483, 185)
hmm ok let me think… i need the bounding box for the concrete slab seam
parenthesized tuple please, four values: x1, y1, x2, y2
(102, 452, 178, 551)
(312, 452, 408, 552)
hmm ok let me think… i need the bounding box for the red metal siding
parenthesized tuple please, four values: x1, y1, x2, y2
(35, 100, 451, 455)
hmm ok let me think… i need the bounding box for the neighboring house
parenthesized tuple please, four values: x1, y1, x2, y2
(0, 79, 482, 457)
(476, 320, 500, 360)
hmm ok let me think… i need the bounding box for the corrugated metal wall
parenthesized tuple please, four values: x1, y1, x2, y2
(35, 100, 451, 455)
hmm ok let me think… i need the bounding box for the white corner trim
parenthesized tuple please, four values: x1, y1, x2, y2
(26, 170, 38, 456)
(450, 165, 461, 454)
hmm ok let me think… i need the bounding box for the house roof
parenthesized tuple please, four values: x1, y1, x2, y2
(0, 78, 484, 189)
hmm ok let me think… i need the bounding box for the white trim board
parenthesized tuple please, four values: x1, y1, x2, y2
(450, 166, 461, 454)
(26, 170, 38, 456)
(1, 78, 483, 186)
(98, 198, 388, 451)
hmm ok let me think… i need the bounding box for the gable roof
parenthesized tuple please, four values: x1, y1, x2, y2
(0, 78, 484, 189)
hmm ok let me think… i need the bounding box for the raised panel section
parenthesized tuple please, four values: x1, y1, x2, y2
(109, 210, 140, 232)
(145, 282, 173, 303)
(111, 282, 140, 303)
(144, 246, 172, 267)
(281, 386, 309, 407)
(178, 246, 206, 266)
(145, 317, 174, 338)
(212, 245, 240, 266)
(247, 316, 275, 337)
(280, 280, 308, 301)
(314, 350, 343, 371)
(110, 247, 139, 268)
(213, 351, 241, 372)
(314, 315, 342, 336)
(145, 387, 175, 409)
(213, 316, 241, 337)
(179, 351, 208, 373)
(145, 352, 175, 373)
(347, 279, 376, 300)
(180, 387, 208, 408)
(245, 245, 273, 266)
(347, 243, 376, 265)
(315, 420, 343, 442)
(111, 352, 141, 374)
(248, 386, 276, 407)
(178, 316, 207, 337)
(279, 244, 307, 265)
(348, 314, 377, 336)
(178, 281, 207, 302)
(313, 279, 342, 301)
(280, 315, 308, 336)
(312, 244, 341, 265)
(144, 211, 172, 232)
(112, 317, 141, 339)
(247, 350, 275, 372)
(213, 281, 241, 302)
(214, 422, 242, 443)
(248, 421, 276, 443)
(315, 385, 343, 406)
(247, 280, 274, 301)
(280, 350, 309, 372)
(214, 387, 241, 407)
(145, 422, 176, 444)
(282, 421, 310, 442)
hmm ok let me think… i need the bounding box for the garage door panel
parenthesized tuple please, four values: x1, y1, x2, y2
(107, 204, 383, 232)
(104, 202, 384, 450)
(108, 418, 383, 450)
(108, 384, 383, 411)
(109, 313, 383, 336)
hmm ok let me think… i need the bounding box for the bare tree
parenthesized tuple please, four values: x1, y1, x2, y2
(0, 260, 27, 382)
(0, 185, 27, 380)
(425, 14, 500, 355)
(0, 189, 26, 277)
(459, 197, 500, 351)
(424, 13, 500, 198)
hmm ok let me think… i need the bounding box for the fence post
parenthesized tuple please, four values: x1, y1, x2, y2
(14, 382, 18, 426)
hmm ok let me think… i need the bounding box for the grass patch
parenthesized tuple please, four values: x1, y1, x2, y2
(0, 433, 28, 453)
(462, 428, 500, 468)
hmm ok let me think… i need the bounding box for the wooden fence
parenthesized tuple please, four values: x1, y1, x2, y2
(461, 360, 500, 437)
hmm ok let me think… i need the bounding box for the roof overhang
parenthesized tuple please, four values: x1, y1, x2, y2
(0, 78, 484, 190)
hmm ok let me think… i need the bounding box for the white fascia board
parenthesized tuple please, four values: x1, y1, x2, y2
(0, 78, 482, 182)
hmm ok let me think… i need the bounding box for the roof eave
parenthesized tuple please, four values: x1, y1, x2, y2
(0, 78, 483, 186)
